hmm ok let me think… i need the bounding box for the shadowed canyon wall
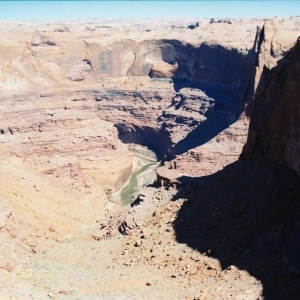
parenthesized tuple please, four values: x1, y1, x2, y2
(242, 38, 300, 174)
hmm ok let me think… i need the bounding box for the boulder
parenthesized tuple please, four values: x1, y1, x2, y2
(119, 215, 139, 235)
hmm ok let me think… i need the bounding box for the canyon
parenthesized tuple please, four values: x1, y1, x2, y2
(0, 16, 299, 299)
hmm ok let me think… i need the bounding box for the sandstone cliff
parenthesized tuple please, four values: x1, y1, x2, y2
(242, 38, 300, 175)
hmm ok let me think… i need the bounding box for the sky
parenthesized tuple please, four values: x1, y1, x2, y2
(0, 1, 299, 21)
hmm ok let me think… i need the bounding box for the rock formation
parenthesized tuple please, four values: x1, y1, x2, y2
(242, 38, 300, 175)
(66, 59, 93, 81)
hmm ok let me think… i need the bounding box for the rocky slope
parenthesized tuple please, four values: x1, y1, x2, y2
(0, 89, 133, 272)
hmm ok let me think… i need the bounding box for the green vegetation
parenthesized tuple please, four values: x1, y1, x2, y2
(120, 162, 156, 205)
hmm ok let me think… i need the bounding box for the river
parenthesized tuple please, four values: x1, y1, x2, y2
(120, 145, 157, 205)
(106, 145, 158, 209)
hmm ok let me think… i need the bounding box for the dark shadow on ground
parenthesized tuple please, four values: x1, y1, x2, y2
(173, 158, 300, 300)
(168, 79, 249, 157)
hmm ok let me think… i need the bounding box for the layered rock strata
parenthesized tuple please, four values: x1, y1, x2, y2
(0, 17, 298, 271)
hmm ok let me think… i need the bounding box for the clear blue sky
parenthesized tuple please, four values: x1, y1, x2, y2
(0, 1, 299, 21)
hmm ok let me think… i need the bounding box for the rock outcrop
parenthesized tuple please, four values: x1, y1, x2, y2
(242, 38, 300, 174)
(252, 20, 286, 91)
(66, 59, 92, 81)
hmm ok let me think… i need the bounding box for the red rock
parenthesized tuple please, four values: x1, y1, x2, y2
(242, 38, 300, 175)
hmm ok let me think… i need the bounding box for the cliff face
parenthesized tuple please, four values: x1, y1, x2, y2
(242, 38, 300, 174)
(252, 21, 284, 90)
(127, 40, 254, 97)
(0, 37, 255, 101)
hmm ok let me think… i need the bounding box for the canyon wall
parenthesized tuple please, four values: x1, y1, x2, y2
(0, 18, 298, 197)
(242, 38, 300, 175)
(0, 18, 297, 190)
(0, 18, 299, 269)
(0, 36, 256, 103)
